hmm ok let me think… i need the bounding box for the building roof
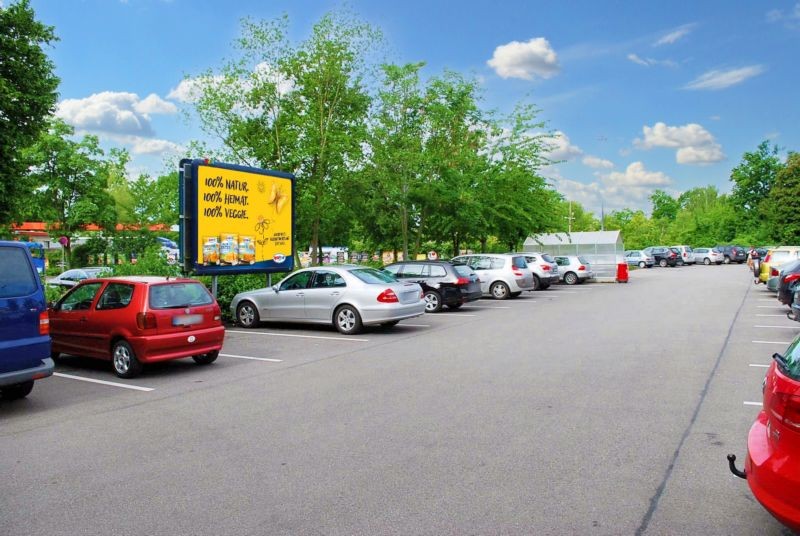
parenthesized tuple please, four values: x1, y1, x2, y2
(524, 231, 621, 247)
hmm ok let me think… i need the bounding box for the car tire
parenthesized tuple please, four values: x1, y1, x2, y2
(677, 260, 684, 266)
(724, 256, 731, 264)
(447, 303, 463, 310)
(334, 305, 363, 335)
(659, 259, 667, 268)
(638, 261, 646, 268)
(192, 350, 219, 365)
(490, 281, 510, 300)
(531, 275, 540, 291)
(236, 301, 260, 328)
(0, 381, 35, 400)
(423, 290, 443, 313)
(112, 340, 143, 378)
(564, 272, 578, 285)
(51, 350, 61, 361)
(704, 258, 711, 265)
(541, 283, 551, 290)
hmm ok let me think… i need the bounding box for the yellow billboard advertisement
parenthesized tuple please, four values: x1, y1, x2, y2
(194, 163, 293, 272)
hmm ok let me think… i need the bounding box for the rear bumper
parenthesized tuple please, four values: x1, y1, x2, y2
(360, 302, 426, 325)
(745, 411, 800, 532)
(0, 357, 54, 387)
(128, 326, 225, 363)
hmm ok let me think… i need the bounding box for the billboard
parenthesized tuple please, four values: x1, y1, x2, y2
(180, 159, 295, 275)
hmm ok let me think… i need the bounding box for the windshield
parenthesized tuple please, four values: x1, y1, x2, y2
(350, 268, 397, 284)
(776, 335, 800, 380)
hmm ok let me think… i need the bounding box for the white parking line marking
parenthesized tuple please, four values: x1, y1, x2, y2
(757, 305, 784, 308)
(226, 330, 369, 342)
(434, 313, 478, 317)
(749, 364, 769, 368)
(53, 372, 154, 392)
(743, 401, 763, 407)
(754, 325, 799, 329)
(220, 353, 283, 362)
(483, 306, 511, 309)
(759, 299, 778, 302)
(757, 314, 787, 317)
(752, 340, 792, 345)
(398, 323, 430, 327)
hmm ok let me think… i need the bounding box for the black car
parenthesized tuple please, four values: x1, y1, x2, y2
(383, 260, 482, 312)
(777, 259, 800, 306)
(643, 246, 678, 267)
(716, 245, 747, 264)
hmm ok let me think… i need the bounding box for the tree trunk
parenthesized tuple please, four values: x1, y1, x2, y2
(479, 237, 487, 253)
(401, 205, 409, 262)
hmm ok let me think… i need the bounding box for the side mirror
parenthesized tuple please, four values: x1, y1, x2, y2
(272, 285, 280, 293)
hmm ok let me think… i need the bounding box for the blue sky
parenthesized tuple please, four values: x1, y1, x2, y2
(27, 0, 800, 214)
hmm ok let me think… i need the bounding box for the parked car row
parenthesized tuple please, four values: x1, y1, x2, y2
(624, 245, 750, 268)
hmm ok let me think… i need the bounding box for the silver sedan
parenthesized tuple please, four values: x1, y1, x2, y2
(230, 266, 426, 334)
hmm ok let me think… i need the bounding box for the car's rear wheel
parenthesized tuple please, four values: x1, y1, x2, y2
(0, 381, 34, 400)
(564, 272, 578, 285)
(541, 283, 551, 290)
(51, 350, 61, 361)
(677, 259, 684, 266)
(704, 257, 711, 265)
(424, 290, 443, 313)
(659, 259, 667, 267)
(335, 305, 363, 335)
(192, 350, 219, 365)
(724, 256, 731, 264)
(490, 281, 510, 300)
(531, 275, 540, 291)
(112, 340, 142, 378)
(236, 301, 260, 328)
(638, 261, 646, 268)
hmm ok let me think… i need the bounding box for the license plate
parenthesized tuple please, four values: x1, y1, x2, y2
(173, 314, 202, 326)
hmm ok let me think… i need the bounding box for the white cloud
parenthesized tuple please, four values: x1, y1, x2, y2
(545, 131, 583, 161)
(766, 4, 800, 26)
(654, 25, 693, 46)
(487, 37, 560, 80)
(684, 65, 764, 90)
(635, 122, 725, 165)
(56, 91, 176, 137)
(168, 62, 294, 105)
(627, 53, 677, 68)
(167, 78, 201, 103)
(130, 138, 184, 156)
(603, 161, 672, 187)
(582, 155, 614, 169)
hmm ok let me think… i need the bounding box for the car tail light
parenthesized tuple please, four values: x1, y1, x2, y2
(136, 312, 157, 329)
(540, 264, 551, 271)
(772, 268, 780, 277)
(786, 274, 800, 284)
(39, 311, 49, 335)
(772, 392, 800, 431)
(377, 289, 399, 303)
(578, 265, 586, 271)
(455, 276, 470, 285)
(512, 269, 524, 277)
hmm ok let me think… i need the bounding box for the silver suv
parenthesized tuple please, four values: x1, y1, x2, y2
(516, 252, 559, 290)
(450, 254, 534, 299)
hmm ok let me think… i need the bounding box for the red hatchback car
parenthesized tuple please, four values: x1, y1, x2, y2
(49, 276, 225, 378)
(729, 336, 800, 532)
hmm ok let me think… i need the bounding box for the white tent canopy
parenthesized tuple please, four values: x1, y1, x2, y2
(524, 231, 624, 279)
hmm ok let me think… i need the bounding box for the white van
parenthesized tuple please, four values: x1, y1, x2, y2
(671, 245, 695, 266)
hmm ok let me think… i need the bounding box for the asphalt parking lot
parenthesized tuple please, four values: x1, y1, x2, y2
(1, 264, 795, 535)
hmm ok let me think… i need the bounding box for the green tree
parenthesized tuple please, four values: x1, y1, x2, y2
(22, 118, 117, 256)
(765, 153, 800, 244)
(650, 189, 679, 221)
(130, 172, 179, 226)
(730, 141, 783, 235)
(554, 200, 599, 232)
(0, 0, 59, 225)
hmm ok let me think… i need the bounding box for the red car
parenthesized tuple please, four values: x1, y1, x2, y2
(729, 337, 800, 532)
(50, 276, 225, 378)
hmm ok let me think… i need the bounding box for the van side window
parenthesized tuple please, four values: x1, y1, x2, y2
(0, 247, 37, 299)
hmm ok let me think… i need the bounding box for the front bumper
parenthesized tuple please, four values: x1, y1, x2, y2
(744, 411, 800, 532)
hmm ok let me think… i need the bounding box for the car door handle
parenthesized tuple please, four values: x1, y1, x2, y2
(330, 291, 340, 296)
(295, 292, 305, 297)
(79, 316, 88, 322)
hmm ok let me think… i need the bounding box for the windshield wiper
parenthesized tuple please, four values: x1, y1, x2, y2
(773, 352, 790, 370)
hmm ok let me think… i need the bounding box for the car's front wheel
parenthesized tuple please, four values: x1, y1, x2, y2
(724, 256, 731, 264)
(236, 301, 260, 328)
(193, 350, 219, 365)
(531, 275, 540, 291)
(112, 340, 143, 378)
(0, 381, 34, 400)
(659, 259, 667, 267)
(423, 290, 442, 313)
(704, 258, 711, 265)
(638, 261, 646, 268)
(564, 272, 578, 285)
(490, 281, 510, 300)
(335, 305, 363, 335)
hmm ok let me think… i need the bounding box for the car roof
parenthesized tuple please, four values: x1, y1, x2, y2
(387, 259, 451, 264)
(93, 276, 199, 284)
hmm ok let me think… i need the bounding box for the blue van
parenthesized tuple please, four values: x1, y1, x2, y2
(0, 241, 54, 400)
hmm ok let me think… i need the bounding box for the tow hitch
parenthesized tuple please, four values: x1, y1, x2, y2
(727, 454, 747, 479)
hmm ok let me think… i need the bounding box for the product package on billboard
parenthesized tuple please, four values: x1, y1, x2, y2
(202, 236, 219, 265)
(238, 236, 256, 264)
(219, 234, 239, 265)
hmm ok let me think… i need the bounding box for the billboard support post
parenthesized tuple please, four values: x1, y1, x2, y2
(211, 276, 218, 299)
